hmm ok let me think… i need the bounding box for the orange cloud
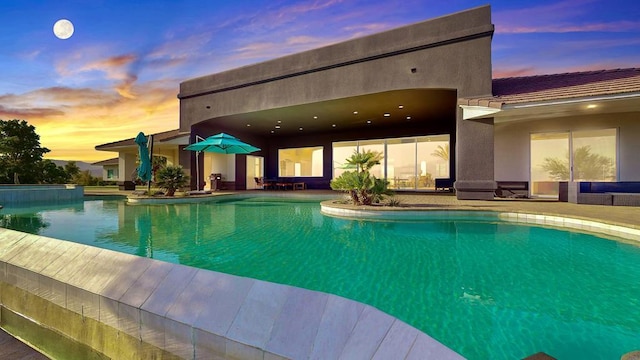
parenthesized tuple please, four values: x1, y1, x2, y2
(2, 80, 179, 162)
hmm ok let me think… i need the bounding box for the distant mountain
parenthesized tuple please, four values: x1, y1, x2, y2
(50, 160, 103, 177)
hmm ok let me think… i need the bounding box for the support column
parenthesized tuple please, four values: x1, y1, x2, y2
(119, 153, 137, 183)
(454, 114, 496, 200)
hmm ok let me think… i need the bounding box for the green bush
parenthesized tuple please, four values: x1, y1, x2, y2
(330, 150, 393, 205)
(155, 165, 189, 196)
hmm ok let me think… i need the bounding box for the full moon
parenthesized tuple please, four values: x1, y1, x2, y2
(53, 19, 74, 40)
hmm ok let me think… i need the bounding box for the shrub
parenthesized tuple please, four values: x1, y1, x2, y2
(330, 150, 393, 205)
(155, 165, 189, 196)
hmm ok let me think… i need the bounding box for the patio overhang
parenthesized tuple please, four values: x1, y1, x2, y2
(95, 129, 190, 153)
(461, 92, 640, 123)
(459, 68, 640, 123)
(192, 88, 458, 137)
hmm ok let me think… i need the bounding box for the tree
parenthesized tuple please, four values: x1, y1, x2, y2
(155, 165, 189, 196)
(330, 150, 393, 205)
(431, 144, 449, 161)
(64, 161, 81, 180)
(39, 160, 69, 184)
(541, 145, 615, 181)
(0, 119, 50, 184)
(73, 170, 100, 186)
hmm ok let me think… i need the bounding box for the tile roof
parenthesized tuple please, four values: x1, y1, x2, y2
(459, 68, 640, 108)
(92, 157, 119, 166)
(95, 129, 187, 150)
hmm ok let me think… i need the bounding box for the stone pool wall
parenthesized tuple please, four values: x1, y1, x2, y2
(0, 185, 84, 204)
(0, 227, 462, 359)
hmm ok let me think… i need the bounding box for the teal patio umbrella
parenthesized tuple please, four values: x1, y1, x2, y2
(184, 133, 260, 154)
(135, 132, 152, 183)
(185, 133, 260, 190)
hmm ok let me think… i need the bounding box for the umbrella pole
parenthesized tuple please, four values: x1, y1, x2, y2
(147, 134, 154, 194)
(196, 151, 200, 190)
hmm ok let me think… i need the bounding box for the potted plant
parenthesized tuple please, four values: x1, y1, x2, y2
(155, 165, 189, 196)
(330, 150, 393, 205)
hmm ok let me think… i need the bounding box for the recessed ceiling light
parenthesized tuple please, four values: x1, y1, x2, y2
(406, 116, 411, 120)
(313, 116, 318, 119)
(366, 120, 372, 124)
(398, 105, 404, 109)
(353, 111, 358, 115)
(270, 130, 275, 133)
(332, 124, 336, 127)
(299, 127, 303, 131)
(587, 104, 597, 109)
(383, 113, 390, 117)
(275, 125, 281, 129)
(246, 124, 251, 127)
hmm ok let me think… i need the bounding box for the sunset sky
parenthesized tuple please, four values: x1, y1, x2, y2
(1, 0, 638, 162)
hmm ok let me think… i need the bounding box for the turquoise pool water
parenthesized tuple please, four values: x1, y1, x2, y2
(1, 196, 639, 359)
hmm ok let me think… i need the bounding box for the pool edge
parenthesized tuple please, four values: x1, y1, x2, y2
(320, 203, 640, 243)
(0, 227, 463, 360)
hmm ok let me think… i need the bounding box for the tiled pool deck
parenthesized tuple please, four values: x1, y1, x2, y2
(2, 190, 640, 359)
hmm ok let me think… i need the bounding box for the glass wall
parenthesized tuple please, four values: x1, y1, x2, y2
(332, 135, 450, 190)
(530, 129, 617, 197)
(416, 136, 450, 190)
(530, 132, 570, 197)
(358, 140, 384, 178)
(278, 146, 323, 177)
(572, 129, 617, 182)
(387, 138, 416, 189)
(332, 141, 357, 178)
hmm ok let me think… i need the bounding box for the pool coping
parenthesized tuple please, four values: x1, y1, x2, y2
(320, 201, 640, 243)
(0, 224, 463, 359)
(125, 190, 338, 205)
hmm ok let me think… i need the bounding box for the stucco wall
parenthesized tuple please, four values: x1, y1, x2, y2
(494, 112, 640, 181)
(178, 6, 493, 130)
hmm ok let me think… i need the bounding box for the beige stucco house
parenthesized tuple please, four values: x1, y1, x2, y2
(97, 5, 640, 200)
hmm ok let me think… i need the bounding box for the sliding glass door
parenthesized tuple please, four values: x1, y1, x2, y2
(332, 135, 450, 191)
(530, 129, 617, 197)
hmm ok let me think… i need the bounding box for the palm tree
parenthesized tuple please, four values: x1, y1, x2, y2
(155, 165, 190, 196)
(330, 150, 392, 205)
(431, 144, 449, 161)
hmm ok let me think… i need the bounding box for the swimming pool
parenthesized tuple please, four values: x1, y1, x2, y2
(1, 196, 639, 359)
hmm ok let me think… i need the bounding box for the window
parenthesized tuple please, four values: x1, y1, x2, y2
(332, 141, 357, 178)
(416, 135, 450, 190)
(387, 138, 416, 189)
(278, 146, 323, 177)
(332, 135, 450, 190)
(530, 129, 617, 197)
(572, 129, 616, 182)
